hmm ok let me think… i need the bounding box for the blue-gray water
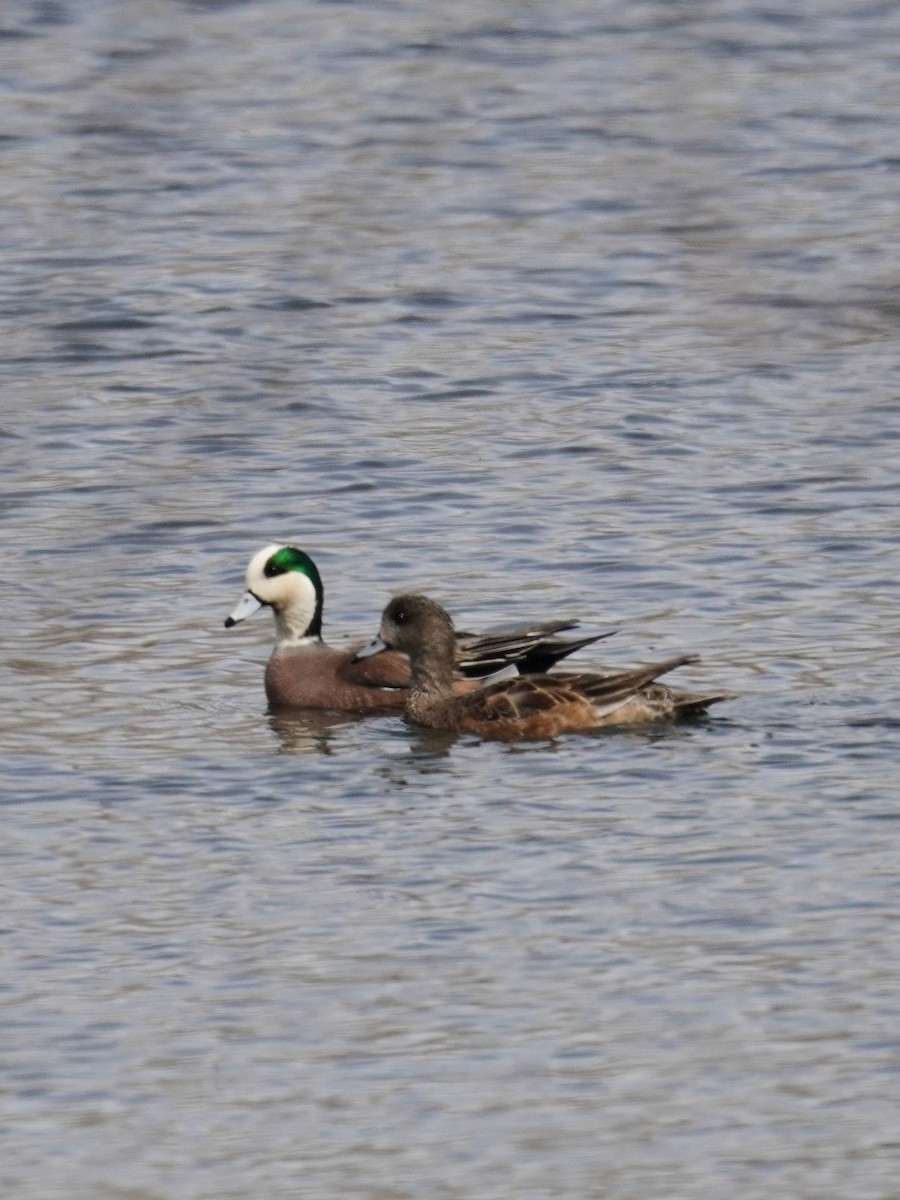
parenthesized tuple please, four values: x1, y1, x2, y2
(2, 2, 900, 1197)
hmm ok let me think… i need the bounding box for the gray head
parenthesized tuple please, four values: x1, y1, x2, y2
(382, 593, 455, 652)
(354, 594, 457, 672)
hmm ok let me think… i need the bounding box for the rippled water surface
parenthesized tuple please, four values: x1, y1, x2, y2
(3, 2, 900, 1197)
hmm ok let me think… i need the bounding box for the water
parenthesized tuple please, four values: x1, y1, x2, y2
(2, 1, 900, 1196)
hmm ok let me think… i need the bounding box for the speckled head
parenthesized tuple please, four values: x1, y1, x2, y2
(374, 594, 456, 663)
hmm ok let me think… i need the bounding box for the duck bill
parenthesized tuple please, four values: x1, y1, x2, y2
(352, 635, 388, 662)
(224, 590, 263, 628)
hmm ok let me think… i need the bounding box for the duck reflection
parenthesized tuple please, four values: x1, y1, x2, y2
(268, 708, 378, 755)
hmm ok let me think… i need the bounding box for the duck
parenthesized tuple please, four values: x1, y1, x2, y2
(224, 544, 609, 712)
(353, 593, 732, 739)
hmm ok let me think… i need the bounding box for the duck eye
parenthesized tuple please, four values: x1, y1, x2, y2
(264, 557, 285, 578)
(394, 606, 408, 625)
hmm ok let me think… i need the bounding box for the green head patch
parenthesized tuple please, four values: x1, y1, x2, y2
(264, 546, 324, 634)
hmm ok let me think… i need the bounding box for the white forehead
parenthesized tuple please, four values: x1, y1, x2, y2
(245, 543, 286, 586)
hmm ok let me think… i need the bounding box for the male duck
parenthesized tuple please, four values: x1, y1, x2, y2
(355, 594, 731, 739)
(225, 544, 607, 712)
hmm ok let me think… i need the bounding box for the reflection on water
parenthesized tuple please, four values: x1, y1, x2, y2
(269, 709, 380, 756)
(2, 1, 900, 1197)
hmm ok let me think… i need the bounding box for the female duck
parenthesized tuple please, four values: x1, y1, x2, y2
(225, 545, 605, 712)
(355, 594, 731, 739)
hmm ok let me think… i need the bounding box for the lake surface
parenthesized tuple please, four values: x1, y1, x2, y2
(2, 1, 900, 1197)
